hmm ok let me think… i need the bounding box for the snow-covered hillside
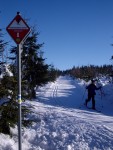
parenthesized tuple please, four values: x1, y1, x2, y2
(0, 76, 113, 150)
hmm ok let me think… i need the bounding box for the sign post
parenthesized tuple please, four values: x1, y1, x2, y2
(17, 43, 22, 150)
(6, 12, 30, 150)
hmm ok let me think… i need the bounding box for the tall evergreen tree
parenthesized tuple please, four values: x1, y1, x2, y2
(21, 29, 50, 99)
(0, 29, 16, 135)
(9, 28, 54, 99)
(0, 29, 32, 135)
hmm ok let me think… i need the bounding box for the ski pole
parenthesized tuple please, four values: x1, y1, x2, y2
(101, 88, 106, 96)
(99, 88, 103, 108)
(82, 88, 86, 102)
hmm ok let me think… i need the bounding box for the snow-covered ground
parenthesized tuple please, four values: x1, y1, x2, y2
(0, 76, 113, 150)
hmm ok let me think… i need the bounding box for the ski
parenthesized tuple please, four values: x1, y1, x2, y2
(79, 104, 101, 113)
(85, 106, 101, 113)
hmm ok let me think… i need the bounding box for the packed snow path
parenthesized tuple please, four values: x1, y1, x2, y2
(37, 76, 85, 108)
(0, 76, 113, 150)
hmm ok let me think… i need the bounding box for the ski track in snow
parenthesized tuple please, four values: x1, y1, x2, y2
(1, 76, 113, 150)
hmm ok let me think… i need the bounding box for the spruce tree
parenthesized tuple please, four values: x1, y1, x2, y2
(0, 30, 31, 135)
(0, 29, 15, 134)
(22, 29, 50, 99)
(9, 28, 53, 99)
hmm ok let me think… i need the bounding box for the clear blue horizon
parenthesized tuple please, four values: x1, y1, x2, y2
(1, 0, 113, 70)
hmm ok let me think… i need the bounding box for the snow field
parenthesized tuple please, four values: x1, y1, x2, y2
(0, 76, 113, 150)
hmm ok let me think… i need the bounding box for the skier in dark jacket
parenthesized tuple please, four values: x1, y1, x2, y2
(85, 79, 101, 110)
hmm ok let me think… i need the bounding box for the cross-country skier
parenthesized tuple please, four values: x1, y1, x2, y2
(85, 79, 101, 110)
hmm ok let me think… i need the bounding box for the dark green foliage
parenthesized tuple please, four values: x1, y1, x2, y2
(0, 75, 17, 135)
(64, 65, 113, 80)
(21, 30, 50, 98)
(0, 101, 18, 134)
(0, 74, 34, 135)
(48, 65, 62, 82)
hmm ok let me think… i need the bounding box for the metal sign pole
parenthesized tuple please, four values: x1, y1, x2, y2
(17, 44, 22, 150)
(6, 12, 30, 150)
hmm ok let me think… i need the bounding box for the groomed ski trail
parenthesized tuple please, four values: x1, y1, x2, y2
(34, 76, 113, 150)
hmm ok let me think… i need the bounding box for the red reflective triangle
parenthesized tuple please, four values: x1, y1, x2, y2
(6, 14, 30, 44)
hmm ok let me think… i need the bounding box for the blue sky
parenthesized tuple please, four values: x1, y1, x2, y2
(1, 0, 113, 70)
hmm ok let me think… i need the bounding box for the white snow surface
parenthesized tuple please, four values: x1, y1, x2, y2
(0, 64, 13, 78)
(1, 75, 113, 150)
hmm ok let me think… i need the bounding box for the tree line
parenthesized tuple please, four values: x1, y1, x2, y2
(63, 65, 113, 81)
